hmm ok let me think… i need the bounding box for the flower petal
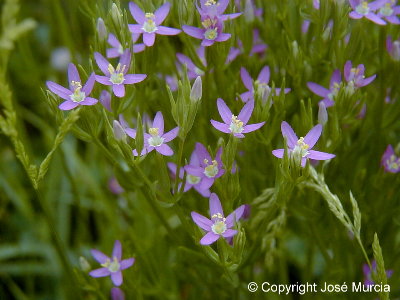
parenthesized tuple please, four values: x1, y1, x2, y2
(304, 124, 322, 149)
(222, 229, 237, 238)
(156, 144, 174, 156)
(94, 52, 110, 76)
(308, 150, 336, 160)
(120, 258, 135, 270)
(124, 74, 147, 84)
(96, 75, 112, 86)
(200, 232, 220, 245)
(272, 149, 284, 158)
(113, 84, 125, 98)
(59, 100, 79, 110)
(195, 142, 212, 163)
(211, 120, 231, 133)
(111, 271, 123, 286)
(185, 165, 204, 177)
(226, 205, 246, 227)
(119, 50, 131, 72)
(182, 25, 204, 39)
(46, 81, 71, 100)
(217, 98, 233, 124)
(281, 121, 298, 148)
(329, 69, 341, 88)
(89, 267, 111, 278)
(209, 193, 224, 217)
(154, 2, 170, 25)
(143, 32, 156, 46)
(68, 63, 81, 88)
(156, 26, 181, 35)
(307, 82, 330, 97)
(163, 127, 179, 142)
(238, 99, 254, 124)
(152, 111, 164, 134)
(240, 67, 253, 90)
(91, 249, 109, 264)
(191, 212, 212, 231)
(80, 97, 98, 106)
(82, 73, 96, 95)
(215, 33, 231, 42)
(257, 66, 270, 84)
(242, 122, 265, 133)
(128, 24, 144, 34)
(112, 240, 122, 260)
(129, 2, 145, 24)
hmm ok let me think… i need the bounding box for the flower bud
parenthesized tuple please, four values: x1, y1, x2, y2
(113, 120, 127, 142)
(79, 256, 91, 272)
(111, 3, 123, 28)
(318, 102, 328, 125)
(97, 17, 107, 41)
(190, 76, 202, 102)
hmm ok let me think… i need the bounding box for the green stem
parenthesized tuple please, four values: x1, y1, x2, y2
(173, 138, 186, 195)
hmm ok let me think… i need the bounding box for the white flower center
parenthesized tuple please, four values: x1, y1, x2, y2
(148, 127, 164, 147)
(205, 0, 218, 5)
(194, 67, 205, 76)
(292, 137, 310, 158)
(142, 13, 158, 33)
(187, 174, 201, 185)
(229, 115, 244, 134)
(356, 2, 370, 15)
(345, 80, 356, 95)
(204, 28, 218, 40)
(380, 3, 394, 16)
(211, 213, 227, 235)
(328, 82, 340, 100)
(69, 81, 86, 103)
(255, 81, 272, 102)
(386, 155, 400, 171)
(203, 159, 219, 178)
(108, 63, 126, 84)
(101, 256, 120, 273)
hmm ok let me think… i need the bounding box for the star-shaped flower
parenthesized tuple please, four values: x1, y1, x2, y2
(307, 69, 342, 108)
(211, 98, 265, 138)
(191, 193, 246, 245)
(272, 121, 335, 167)
(89, 240, 135, 286)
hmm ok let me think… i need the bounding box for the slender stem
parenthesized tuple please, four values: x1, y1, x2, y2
(174, 137, 186, 195)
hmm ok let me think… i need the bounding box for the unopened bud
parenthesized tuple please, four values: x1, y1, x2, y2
(318, 102, 328, 125)
(97, 18, 107, 41)
(111, 3, 123, 27)
(113, 120, 127, 142)
(244, 0, 255, 22)
(292, 41, 299, 58)
(190, 76, 202, 102)
(79, 256, 91, 272)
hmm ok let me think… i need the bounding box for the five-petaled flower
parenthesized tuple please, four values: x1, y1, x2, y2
(381, 144, 400, 173)
(128, 2, 181, 47)
(307, 69, 341, 108)
(211, 98, 265, 138)
(184, 142, 224, 191)
(46, 63, 98, 110)
(272, 121, 335, 167)
(240, 66, 290, 103)
(89, 240, 135, 286)
(377, 0, 400, 24)
(95, 49, 147, 98)
(343, 60, 376, 95)
(106, 33, 145, 59)
(349, 0, 387, 25)
(191, 193, 246, 245)
(168, 146, 212, 197)
(133, 111, 179, 156)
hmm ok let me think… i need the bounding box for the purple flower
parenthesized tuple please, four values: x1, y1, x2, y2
(191, 193, 246, 245)
(377, 0, 400, 24)
(343, 60, 376, 89)
(176, 49, 206, 80)
(184, 143, 224, 191)
(363, 260, 393, 286)
(272, 121, 335, 167)
(95, 50, 147, 98)
(197, 0, 242, 21)
(182, 16, 231, 47)
(109, 177, 124, 195)
(307, 69, 341, 108)
(386, 36, 400, 61)
(226, 39, 244, 64)
(240, 66, 291, 103)
(133, 111, 179, 156)
(89, 240, 135, 286)
(99, 90, 112, 111)
(313, 0, 320, 9)
(249, 29, 268, 57)
(381, 145, 400, 173)
(107, 33, 145, 59)
(111, 288, 125, 300)
(46, 63, 98, 111)
(128, 2, 181, 47)
(349, 0, 387, 25)
(168, 147, 212, 197)
(211, 98, 265, 138)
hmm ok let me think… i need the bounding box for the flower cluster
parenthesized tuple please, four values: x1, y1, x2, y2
(349, 0, 400, 25)
(182, 0, 241, 46)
